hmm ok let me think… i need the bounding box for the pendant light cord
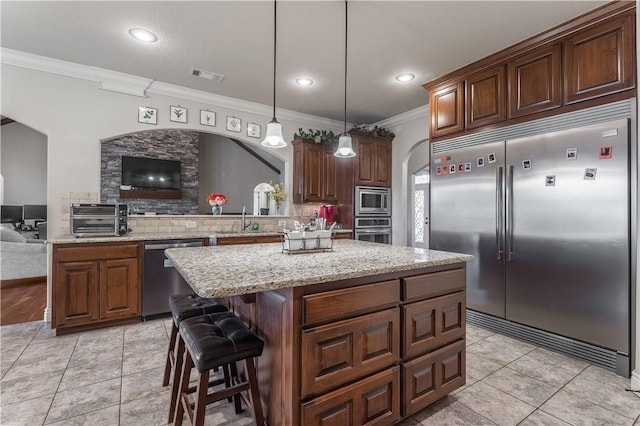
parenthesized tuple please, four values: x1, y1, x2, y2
(272, 1, 277, 121)
(344, 0, 348, 134)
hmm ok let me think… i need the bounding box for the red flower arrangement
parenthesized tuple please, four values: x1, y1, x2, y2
(207, 193, 228, 206)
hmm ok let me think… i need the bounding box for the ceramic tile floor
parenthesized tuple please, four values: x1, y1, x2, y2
(0, 319, 638, 426)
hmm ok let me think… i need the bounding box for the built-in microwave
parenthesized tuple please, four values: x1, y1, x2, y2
(70, 204, 128, 237)
(355, 186, 391, 216)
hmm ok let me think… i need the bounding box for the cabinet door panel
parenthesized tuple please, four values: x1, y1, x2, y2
(508, 44, 562, 118)
(302, 367, 400, 426)
(374, 141, 392, 187)
(305, 144, 324, 202)
(401, 340, 465, 417)
(54, 261, 99, 327)
(564, 13, 635, 104)
(302, 308, 399, 397)
(323, 150, 340, 201)
(99, 258, 139, 320)
(402, 291, 465, 359)
(429, 82, 465, 138)
(466, 66, 506, 129)
(354, 138, 375, 185)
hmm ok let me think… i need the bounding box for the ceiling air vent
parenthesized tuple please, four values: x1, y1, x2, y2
(190, 67, 224, 82)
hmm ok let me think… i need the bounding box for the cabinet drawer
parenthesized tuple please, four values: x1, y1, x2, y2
(303, 280, 399, 325)
(302, 366, 400, 426)
(402, 292, 465, 359)
(402, 269, 465, 301)
(401, 339, 465, 418)
(301, 308, 399, 398)
(56, 243, 139, 262)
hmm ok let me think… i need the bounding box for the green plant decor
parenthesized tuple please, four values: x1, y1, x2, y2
(294, 128, 337, 145)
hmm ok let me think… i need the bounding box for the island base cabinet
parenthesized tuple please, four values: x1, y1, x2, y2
(401, 339, 466, 417)
(302, 366, 400, 426)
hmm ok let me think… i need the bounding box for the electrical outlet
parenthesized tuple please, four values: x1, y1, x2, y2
(185, 221, 196, 228)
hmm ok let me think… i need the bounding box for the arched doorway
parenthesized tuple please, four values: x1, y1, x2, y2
(405, 140, 430, 248)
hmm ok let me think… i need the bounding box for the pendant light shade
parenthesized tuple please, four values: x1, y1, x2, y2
(335, 133, 355, 158)
(334, 0, 356, 158)
(262, 118, 287, 148)
(261, 1, 287, 149)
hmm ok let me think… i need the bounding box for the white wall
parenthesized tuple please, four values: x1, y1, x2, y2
(0, 122, 47, 204)
(1, 63, 343, 238)
(374, 106, 429, 247)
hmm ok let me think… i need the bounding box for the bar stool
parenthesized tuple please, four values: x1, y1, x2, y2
(174, 312, 265, 426)
(163, 295, 229, 421)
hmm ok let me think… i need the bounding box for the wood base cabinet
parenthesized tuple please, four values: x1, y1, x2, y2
(53, 242, 141, 334)
(232, 263, 467, 425)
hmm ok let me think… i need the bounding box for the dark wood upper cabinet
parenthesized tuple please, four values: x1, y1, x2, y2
(466, 66, 506, 129)
(424, 2, 636, 142)
(508, 44, 562, 118)
(353, 134, 393, 188)
(429, 81, 464, 138)
(292, 139, 341, 203)
(564, 12, 635, 104)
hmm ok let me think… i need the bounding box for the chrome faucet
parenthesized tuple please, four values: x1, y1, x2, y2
(241, 204, 252, 230)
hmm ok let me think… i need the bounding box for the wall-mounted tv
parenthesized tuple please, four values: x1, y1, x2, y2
(121, 156, 181, 190)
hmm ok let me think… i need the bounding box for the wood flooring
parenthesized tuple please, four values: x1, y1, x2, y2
(0, 277, 46, 326)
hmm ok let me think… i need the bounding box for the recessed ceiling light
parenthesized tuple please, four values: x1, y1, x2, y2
(128, 28, 158, 43)
(295, 77, 314, 87)
(395, 73, 415, 82)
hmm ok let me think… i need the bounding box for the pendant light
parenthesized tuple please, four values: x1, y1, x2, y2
(334, 0, 356, 158)
(261, 1, 287, 149)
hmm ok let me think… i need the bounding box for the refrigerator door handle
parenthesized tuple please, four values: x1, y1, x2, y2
(496, 166, 504, 260)
(506, 165, 514, 261)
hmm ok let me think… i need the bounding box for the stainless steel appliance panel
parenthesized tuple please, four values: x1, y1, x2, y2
(355, 217, 391, 228)
(142, 239, 204, 319)
(430, 141, 506, 317)
(505, 119, 630, 352)
(355, 186, 391, 216)
(355, 228, 391, 244)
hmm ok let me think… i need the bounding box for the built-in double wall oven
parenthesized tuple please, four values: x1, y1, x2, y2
(354, 186, 391, 244)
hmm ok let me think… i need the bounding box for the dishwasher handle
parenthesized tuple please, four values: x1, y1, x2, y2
(144, 241, 203, 250)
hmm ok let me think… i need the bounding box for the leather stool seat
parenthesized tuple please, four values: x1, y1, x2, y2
(164, 294, 230, 421)
(174, 311, 265, 426)
(168, 294, 228, 325)
(180, 312, 264, 372)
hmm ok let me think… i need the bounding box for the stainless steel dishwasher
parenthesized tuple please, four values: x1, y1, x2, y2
(142, 239, 204, 320)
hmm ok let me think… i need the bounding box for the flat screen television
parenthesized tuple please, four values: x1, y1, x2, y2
(23, 204, 47, 220)
(121, 156, 181, 190)
(1, 205, 23, 223)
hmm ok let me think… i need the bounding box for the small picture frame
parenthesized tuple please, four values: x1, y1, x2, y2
(449, 164, 456, 174)
(488, 153, 497, 163)
(464, 162, 472, 172)
(435, 166, 443, 176)
(523, 160, 532, 170)
(457, 163, 465, 173)
(566, 148, 577, 160)
(138, 107, 157, 125)
(584, 168, 597, 180)
(599, 145, 612, 159)
(170, 106, 187, 123)
(247, 122, 261, 138)
(226, 116, 241, 133)
(477, 157, 485, 167)
(200, 110, 216, 127)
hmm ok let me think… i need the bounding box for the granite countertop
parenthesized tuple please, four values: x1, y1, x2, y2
(165, 239, 474, 298)
(48, 229, 353, 244)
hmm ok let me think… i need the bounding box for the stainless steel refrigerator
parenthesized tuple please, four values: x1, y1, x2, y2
(430, 117, 632, 374)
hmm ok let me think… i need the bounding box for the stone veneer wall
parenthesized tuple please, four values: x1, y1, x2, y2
(100, 130, 199, 214)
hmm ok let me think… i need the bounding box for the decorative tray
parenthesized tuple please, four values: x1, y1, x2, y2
(281, 231, 333, 254)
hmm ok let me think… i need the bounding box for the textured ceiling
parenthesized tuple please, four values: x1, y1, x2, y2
(1, 1, 608, 124)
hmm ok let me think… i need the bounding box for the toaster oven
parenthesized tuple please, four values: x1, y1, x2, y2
(70, 204, 128, 237)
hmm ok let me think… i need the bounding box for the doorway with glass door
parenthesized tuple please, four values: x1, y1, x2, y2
(410, 167, 429, 249)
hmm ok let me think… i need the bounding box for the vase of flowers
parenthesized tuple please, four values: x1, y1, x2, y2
(207, 192, 227, 215)
(269, 182, 285, 215)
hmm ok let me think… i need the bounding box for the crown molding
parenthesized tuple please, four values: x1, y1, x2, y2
(372, 104, 429, 129)
(2, 48, 347, 130)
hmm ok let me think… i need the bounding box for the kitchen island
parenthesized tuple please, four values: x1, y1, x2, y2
(166, 240, 473, 425)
